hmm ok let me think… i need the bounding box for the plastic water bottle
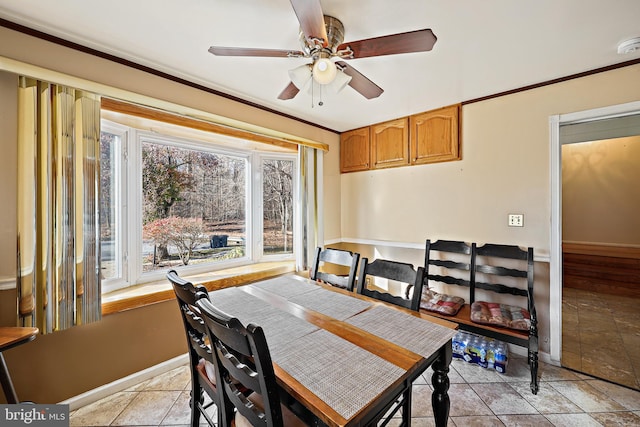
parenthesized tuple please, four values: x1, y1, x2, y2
(477, 338, 488, 368)
(494, 342, 508, 373)
(486, 341, 496, 370)
(452, 332, 466, 359)
(461, 334, 473, 363)
(468, 335, 482, 364)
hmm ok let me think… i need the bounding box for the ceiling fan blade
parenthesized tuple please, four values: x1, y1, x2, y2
(338, 29, 437, 59)
(208, 46, 304, 58)
(335, 61, 383, 99)
(289, 0, 328, 46)
(277, 82, 300, 100)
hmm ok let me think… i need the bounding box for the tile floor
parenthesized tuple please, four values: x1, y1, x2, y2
(69, 354, 640, 426)
(562, 287, 640, 390)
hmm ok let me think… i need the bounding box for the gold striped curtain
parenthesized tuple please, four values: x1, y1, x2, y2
(17, 77, 102, 333)
(297, 146, 320, 271)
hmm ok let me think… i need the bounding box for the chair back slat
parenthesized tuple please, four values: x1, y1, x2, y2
(473, 281, 529, 297)
(428, 273, 471, 288)
(475, 243, 529, 260)
(475, 264, 528, 278)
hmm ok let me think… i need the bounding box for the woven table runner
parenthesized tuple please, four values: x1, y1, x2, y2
(250, 274, 320, 298)
(209, 287, 318, 349)
(209, 287, 272, 317)
(271, 329, 405, 420)
(345, 305, 457, 358)
(288, 287, 372, 320)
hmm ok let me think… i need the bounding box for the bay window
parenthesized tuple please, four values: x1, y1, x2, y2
(100, 117, 296, 293)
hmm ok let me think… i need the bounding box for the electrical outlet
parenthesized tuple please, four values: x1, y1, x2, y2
(508, 214, 524, 227)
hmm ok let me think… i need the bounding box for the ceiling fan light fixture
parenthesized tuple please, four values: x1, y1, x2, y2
(330, 70, 352, 93)
(288, 64, 312, 89)
(312, 57, 337, 85)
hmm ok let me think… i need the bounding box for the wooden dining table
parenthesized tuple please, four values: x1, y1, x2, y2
(209, 274, 458, 427)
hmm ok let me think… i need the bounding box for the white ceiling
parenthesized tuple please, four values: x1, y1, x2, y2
(1, 0, 639, 132)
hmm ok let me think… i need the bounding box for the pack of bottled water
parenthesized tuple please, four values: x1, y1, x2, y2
(451, 331, 508, 373)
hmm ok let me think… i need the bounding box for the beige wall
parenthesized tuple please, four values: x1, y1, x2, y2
(321, 132, 343, 240)
(337, 64, 640, 355)
(0, 26, 338, 403)
(562, 136, 640, 246)
(340, 65, 640, 255)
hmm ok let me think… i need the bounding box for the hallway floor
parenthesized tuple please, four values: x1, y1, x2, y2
(562, 287, 640, 390)
(69, 354, 640, 426)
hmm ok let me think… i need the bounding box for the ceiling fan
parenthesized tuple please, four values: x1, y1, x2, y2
(208, 0, 437, 101)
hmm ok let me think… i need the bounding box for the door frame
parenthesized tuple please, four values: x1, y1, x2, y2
(549, 100, 640, 363)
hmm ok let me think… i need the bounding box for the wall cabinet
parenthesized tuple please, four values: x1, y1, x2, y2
(340, 127, 370, 173)
(371, 118, 409, 169)
(340, 104, 460, 173)
(410, 104, 460, 165)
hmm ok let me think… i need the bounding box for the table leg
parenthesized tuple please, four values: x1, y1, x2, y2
(0, 352, 19, 404)
(431, 342, 452, 427)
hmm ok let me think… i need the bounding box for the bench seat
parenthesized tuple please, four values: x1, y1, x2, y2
(420, 304, 530, 345)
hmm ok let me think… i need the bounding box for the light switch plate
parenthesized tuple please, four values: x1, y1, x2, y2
(508, 214, 524, 227)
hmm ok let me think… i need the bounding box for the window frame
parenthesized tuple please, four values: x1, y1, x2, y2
(254, 153, 298, 262)
(100, 121, 129, 294)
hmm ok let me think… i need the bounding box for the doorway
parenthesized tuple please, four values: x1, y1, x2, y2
(561, 134, 640, 390)
(550, 102, 640, 388)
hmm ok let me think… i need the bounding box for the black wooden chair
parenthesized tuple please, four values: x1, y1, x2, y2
(167, 270, 219, 427)
(357, 258, 425, 311)
(196, 297, 307, 427)
(355, 258, 425, 426)
(309, 246, 360, 291)
(471, 243, 538, 394)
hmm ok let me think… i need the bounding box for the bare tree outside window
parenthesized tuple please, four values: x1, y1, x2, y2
(263, 159, 294, 254)
(141, 141, 246, 272)
(100, 131, 120, 281)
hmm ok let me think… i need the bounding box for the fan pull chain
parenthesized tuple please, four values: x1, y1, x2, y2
(310, 80, 324, 108)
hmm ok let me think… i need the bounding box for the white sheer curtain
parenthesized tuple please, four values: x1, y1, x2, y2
(17, 77, 101, 333)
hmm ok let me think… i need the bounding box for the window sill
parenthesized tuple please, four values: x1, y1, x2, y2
(101, 261, 297, 316)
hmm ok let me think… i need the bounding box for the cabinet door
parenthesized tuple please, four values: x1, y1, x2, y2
(371, 118, 409, 169)
(410, 104, 460, 165)
(340, 127, 370, 173)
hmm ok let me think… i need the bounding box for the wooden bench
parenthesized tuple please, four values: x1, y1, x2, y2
(412, 239, 539, 394)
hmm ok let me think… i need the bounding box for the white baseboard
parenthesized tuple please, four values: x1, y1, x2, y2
(0, 277, 15, 291)
(60, 353, 189, 410)
(507, 345, 556, 366)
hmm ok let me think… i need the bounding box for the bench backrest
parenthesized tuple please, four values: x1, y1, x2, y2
(472, 243, 536, 320)
(424, 239, 474, 292)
